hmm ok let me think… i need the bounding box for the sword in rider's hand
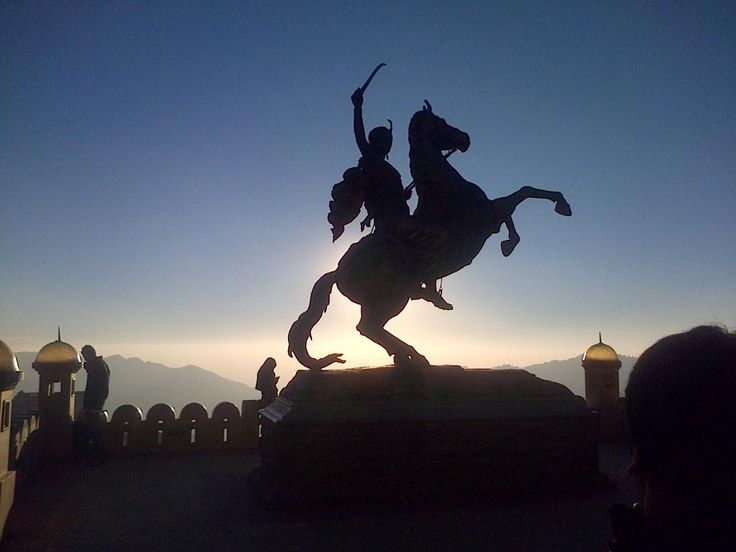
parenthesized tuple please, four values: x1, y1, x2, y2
(360, 63, 386, 94)
(404, 148, 457, 194)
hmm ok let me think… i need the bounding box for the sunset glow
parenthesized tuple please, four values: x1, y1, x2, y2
(1, 3, 734, 387)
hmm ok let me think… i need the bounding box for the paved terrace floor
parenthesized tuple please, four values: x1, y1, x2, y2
(2, 445, 636, 552)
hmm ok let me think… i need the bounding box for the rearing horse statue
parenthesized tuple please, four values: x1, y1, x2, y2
(288, 101, 571, 369)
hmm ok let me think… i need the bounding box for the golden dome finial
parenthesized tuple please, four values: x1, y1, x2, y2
(33, 331, 81, 369)
(582, 333, 621, 367)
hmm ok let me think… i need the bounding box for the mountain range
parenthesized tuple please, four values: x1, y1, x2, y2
(14, 352, 259, 416)
(12, 352, 637, 416)
(520, 354, 637, 398)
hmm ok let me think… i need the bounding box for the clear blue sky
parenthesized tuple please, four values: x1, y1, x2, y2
(2, 2, 734, 385)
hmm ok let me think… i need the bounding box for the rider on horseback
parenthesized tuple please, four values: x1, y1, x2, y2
(350, 87, 453, 311)
(290, 95, 572, 371)
(350, 87, 407, 233)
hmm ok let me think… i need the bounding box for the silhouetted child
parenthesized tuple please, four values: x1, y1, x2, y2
(256, 357, 279, 405)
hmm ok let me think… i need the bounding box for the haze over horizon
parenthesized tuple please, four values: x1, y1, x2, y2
(11, 349, 637, 404)
(2, 3, 734, 385)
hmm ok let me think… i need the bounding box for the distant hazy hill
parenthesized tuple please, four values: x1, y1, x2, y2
(13, 351, 636, 415)
(520, 355, 638, 398)
(14, 352, 259, 415)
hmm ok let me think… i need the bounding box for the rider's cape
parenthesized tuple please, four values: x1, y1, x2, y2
(327, 166, 456, 281)
(328, 167, 365, 242)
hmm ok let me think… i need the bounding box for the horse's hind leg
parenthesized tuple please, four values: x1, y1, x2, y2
(356, 303, 429, 367)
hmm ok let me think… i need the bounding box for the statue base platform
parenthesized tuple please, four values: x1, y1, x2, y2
(251, 365, 602, 507)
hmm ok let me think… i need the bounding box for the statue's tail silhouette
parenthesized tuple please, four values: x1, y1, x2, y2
(287, 270, 345, 370)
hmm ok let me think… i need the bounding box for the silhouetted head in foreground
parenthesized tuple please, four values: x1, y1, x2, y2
(626, 326, 736, 506)
(611, 326, 736, 550)
(625, 325, 736, 516)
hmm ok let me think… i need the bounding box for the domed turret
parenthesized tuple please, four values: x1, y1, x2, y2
(34, 340, 81, 366)
(32, 329, 82, 461)
(582, 336, 621, 367)
(582, 333, 621, 411)
(0, 340, 23, 391)
(33, 327, 81, 372)
(1, 340, 23, 489)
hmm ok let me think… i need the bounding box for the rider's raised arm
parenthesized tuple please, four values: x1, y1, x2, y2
(351, 88, 370, 157)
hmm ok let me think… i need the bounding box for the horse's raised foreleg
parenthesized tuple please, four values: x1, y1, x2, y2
(497, 185, 571, 217)
(500, 215, 520, 257)
(356, 303, 429, 367)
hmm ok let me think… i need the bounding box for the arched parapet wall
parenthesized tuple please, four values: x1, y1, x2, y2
(111, 405, 143, 425)
(146, 403, 176, 423)
(212, 402, 240, 420)
(139, 403, 177, 454)
(106, 405, 144, 455)
(179, 403, 209, 451)
(210, 402, 241, 451)
(10, 398, 262, 464)
(100, 400, 260, 457)
(180, 403, 208, 421)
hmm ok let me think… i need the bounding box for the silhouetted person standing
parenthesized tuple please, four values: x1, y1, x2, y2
(77, 344, 110, 463)
(81, 344, 110, 411)
(610, 326, 736, 551)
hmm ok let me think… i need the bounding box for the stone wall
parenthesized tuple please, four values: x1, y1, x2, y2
(8, 400, 261, 463)
(103, 400, 260, 456)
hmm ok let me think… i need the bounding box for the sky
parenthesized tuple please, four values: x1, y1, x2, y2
(1, 2, 734, 387)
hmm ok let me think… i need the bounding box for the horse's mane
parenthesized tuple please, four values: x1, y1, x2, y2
(408, 109, 437, 161)
(408, 110, 430, 141)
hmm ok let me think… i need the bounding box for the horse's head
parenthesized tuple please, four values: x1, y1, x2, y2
(409, 100, 470, 155)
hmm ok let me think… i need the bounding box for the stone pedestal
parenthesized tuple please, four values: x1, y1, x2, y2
(252, 365, 601, 506)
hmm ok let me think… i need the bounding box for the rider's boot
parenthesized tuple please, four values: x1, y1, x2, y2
(417, 283, 453, 310)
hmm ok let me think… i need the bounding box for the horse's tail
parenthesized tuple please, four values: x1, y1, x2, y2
(287, 270, 346, 370)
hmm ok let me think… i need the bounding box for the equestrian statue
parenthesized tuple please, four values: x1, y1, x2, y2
(288, 65, 571, 370)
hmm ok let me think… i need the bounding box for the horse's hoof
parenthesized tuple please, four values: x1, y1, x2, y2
(393, 352, 429, 369)
(555, 199, 572, 216)
(501, 239, 517, 257)
(393, 354, 412, 368)
(409, 352, 430, 367)
(325, 353, 346, 365)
